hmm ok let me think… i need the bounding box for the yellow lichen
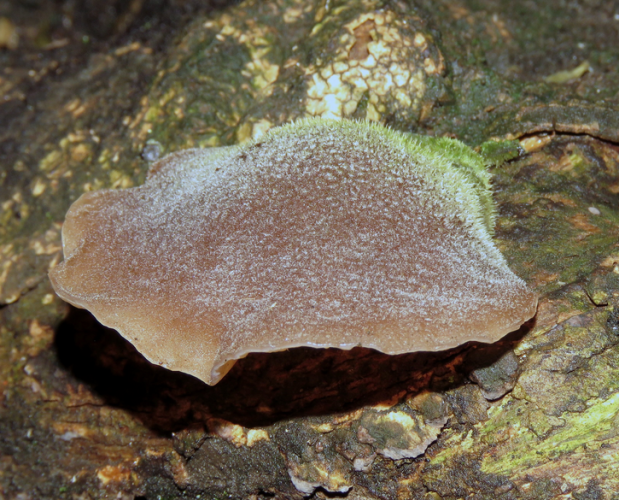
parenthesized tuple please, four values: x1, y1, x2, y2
(109, 170, 134, 189)
(246, 429, 270, 446)
(207, 418, 248, 447)
(31, 178, 46, 197)
(213, 15, 281, 94)
(42, 293, 55, 305)
(39, 150, 63, 173)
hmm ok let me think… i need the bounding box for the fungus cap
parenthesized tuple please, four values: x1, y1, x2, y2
(49, 119, 537, 385)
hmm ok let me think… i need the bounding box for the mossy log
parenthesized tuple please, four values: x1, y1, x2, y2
(0, 0, 617, 499)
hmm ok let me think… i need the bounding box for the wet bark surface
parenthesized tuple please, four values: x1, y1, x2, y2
(0, 1, 617, 499)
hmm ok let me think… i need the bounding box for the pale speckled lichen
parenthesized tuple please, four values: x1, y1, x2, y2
(303, 7, 443, 122)
(281, 392, 450, 496)
(136, 0, 446, 147)
(359, 406, 448, 460)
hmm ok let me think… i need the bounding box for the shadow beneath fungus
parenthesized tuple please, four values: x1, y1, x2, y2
(53, 306, 533, 432)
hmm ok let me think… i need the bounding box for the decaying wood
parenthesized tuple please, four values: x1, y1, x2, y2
(0, 0, 617, 498)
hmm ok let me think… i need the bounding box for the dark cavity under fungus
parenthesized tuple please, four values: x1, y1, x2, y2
(49, 119, 538, 385)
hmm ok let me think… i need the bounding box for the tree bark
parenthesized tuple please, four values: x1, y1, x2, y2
(0, 0, 617, 498)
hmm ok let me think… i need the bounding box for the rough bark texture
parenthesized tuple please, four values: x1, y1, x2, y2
(0, 0, 617, 499)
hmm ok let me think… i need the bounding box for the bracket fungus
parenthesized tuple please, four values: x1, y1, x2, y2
(49, 119, 537, 385)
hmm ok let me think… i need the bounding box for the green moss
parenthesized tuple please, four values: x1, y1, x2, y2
(415, 133, 498, 234)
(478, 140, 523, 166)
(491, 136, 618, 295)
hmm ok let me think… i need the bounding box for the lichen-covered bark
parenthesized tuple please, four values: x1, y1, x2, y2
(0, 0, 617, 499)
